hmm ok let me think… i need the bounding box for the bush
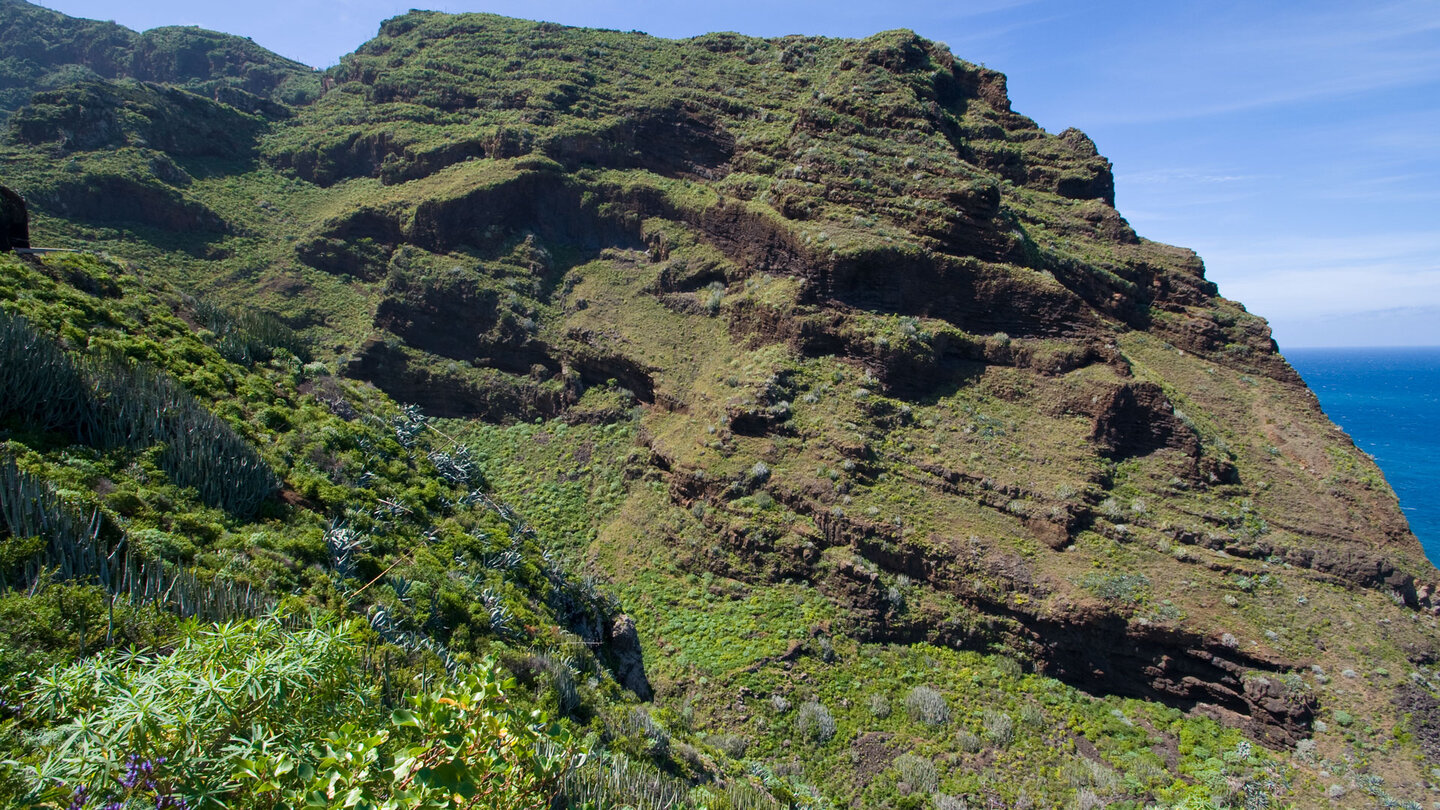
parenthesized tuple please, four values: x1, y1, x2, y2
(243, 654, 575, 810)
(189, 297, 310, 364)
(795, 700, 836, 743)
(934, 794, 969, 810)
(906, 685, 949, 727)
(894, 752, 938, 793)
(562, 749, 688, 810)
(11, 616, 380, 807)
(956, 728, 984, 753)
(1080, 571, 1150, 605)
(982, 709, 1014, 746)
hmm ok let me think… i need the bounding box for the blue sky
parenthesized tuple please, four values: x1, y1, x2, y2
(34, 0, 1440, 348)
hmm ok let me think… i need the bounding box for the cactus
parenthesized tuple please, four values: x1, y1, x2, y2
(1, 453, 268, 620)
(0, 310, 91, 432)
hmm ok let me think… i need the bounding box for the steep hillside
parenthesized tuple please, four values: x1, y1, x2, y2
(0, 0, 319, 122)
(2, 5, 1439, 808)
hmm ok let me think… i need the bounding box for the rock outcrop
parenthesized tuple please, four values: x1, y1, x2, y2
(0, 186, 28, 252)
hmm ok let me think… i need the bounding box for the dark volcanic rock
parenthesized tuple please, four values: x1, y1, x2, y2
(605, 614, 653, 701)
(1, 185, 29, 252)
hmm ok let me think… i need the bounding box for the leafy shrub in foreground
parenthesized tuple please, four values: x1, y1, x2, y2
(4, 615, 575, 810)
(239, 660, 574, 810)
(6, 615, 377, 808)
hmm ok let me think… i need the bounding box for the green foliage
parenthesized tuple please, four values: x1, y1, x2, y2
(794, 701, 835, 743)
(238, 659, 574, 810)
(0, 307, 279, 518)
(6, 615, 378, 808)
(0, 0, 316, 123)
(892, 753, 938, 793)
(0, 3, 1427, 804)
(904, 686, 949, 727)
(189, 297, 310, 365)
(1080, 571, 1151, 606)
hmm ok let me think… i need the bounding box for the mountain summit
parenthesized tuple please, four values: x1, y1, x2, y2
(2, 4, 1437, 807)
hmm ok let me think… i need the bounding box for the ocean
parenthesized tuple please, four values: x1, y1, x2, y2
(1285, 347, 1440, 565)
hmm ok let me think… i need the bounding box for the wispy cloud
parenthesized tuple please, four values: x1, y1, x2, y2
(1072, 1, 1440, 124)
(1121, 168, 1264, 187)
(1200, 232, 1440, 322)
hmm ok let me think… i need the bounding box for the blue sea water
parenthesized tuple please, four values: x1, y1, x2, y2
(1285, 347, 1440, 565)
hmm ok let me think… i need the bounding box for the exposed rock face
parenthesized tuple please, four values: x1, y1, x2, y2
(0, 186, 28, 252)
(605, 614, 654, 701)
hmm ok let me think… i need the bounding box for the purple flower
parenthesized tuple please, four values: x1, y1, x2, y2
(65, 784, 88, 810)
(121, 754, 142, 789)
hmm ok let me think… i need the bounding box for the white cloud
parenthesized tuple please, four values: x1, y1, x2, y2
(1201, 232, 1440, 322)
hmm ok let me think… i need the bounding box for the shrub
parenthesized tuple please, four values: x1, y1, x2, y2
(628, 708, 670, 756)
(703, 733, 750, 758)
(982, 709, 1014, 746)
(868, 693, 891, 718)
(1019, 702, 1045, 728)
(563, 750, 689, 810)
(12, 616, 380, 807)
(906, 685, 949, 726)
(189, 297, 310, 364)
(934, 794, 969, 810)
(1081, 571, 1150, 605)
(894, 752, 938, 793)
(244, 653, 575, 810)
(795, 700, 836, 743)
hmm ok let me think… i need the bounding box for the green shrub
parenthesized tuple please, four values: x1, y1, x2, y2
(188, 298, 310, 365)
(795, 700, 836, 743)
(241, 659, 574, 810)
(905, 685, 949, 726)
(894, 752, 938, 793)
(9, 615, 378, 808)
